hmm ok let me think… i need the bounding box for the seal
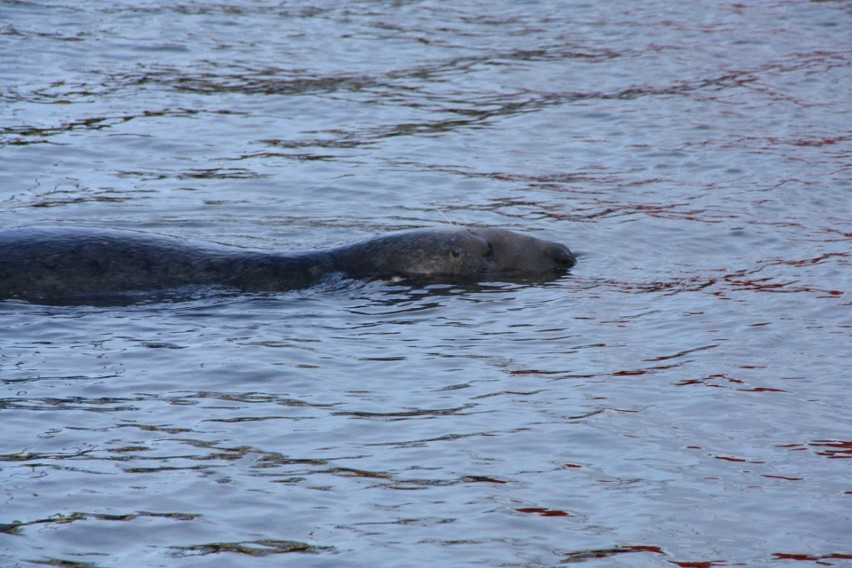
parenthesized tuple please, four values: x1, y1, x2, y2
(0, 226, 576, 303)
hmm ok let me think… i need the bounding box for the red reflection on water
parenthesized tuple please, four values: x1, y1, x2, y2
(775, 440, 852, 459)
(714, 455, 765, 464)
(515, 507, 573, 517)
(791, 136, 849, 147)
(762, 474, 803, 481)
(628, 545, 664, 554)
(780, 253, 847, 266)
(810, 440, 852, 459)
(613, 369, 647, 376)
(562, 544, 664, 561)
(825, 228, 852, 239)
(719, 254, 848, 297)
(776, 443, 807, 451)
(773, 552, 852, 563)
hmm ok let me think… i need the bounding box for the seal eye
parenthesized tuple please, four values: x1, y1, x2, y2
(450, 249, 461, 260)
(485, 243, 495, 260)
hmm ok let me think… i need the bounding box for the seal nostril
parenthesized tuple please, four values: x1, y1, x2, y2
(555, 246, 577, 268)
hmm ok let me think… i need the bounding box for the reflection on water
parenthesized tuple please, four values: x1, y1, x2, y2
(1, 0, 850, 566)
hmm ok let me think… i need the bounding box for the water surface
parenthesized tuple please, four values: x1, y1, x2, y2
(1, 1, 850, 566)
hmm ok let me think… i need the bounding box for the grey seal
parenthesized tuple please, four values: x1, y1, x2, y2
(0, 226, 576, 303)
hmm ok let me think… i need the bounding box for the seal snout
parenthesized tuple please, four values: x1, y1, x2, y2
(553, 244, 577, 269)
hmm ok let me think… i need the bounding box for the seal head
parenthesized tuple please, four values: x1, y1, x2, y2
(333, 227, 576, 279)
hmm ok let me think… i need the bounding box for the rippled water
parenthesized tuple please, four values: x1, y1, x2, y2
(2, 1, 850, 566)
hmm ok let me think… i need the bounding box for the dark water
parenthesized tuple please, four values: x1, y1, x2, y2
(1, 1, 850, 566)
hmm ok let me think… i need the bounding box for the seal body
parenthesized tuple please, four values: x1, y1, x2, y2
(0, 226, 575, 303)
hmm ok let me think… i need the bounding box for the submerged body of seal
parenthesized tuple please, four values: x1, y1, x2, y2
(0, 226, 576, 303)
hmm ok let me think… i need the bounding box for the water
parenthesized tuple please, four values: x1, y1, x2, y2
(1, 1, 850, 566)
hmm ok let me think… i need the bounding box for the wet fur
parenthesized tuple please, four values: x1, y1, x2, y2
(0, 226, 575, 303)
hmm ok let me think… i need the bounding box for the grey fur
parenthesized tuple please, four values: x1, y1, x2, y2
(0, 226, 576, 303)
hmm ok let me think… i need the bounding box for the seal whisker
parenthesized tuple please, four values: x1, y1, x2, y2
(432, 207, 458, 227)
